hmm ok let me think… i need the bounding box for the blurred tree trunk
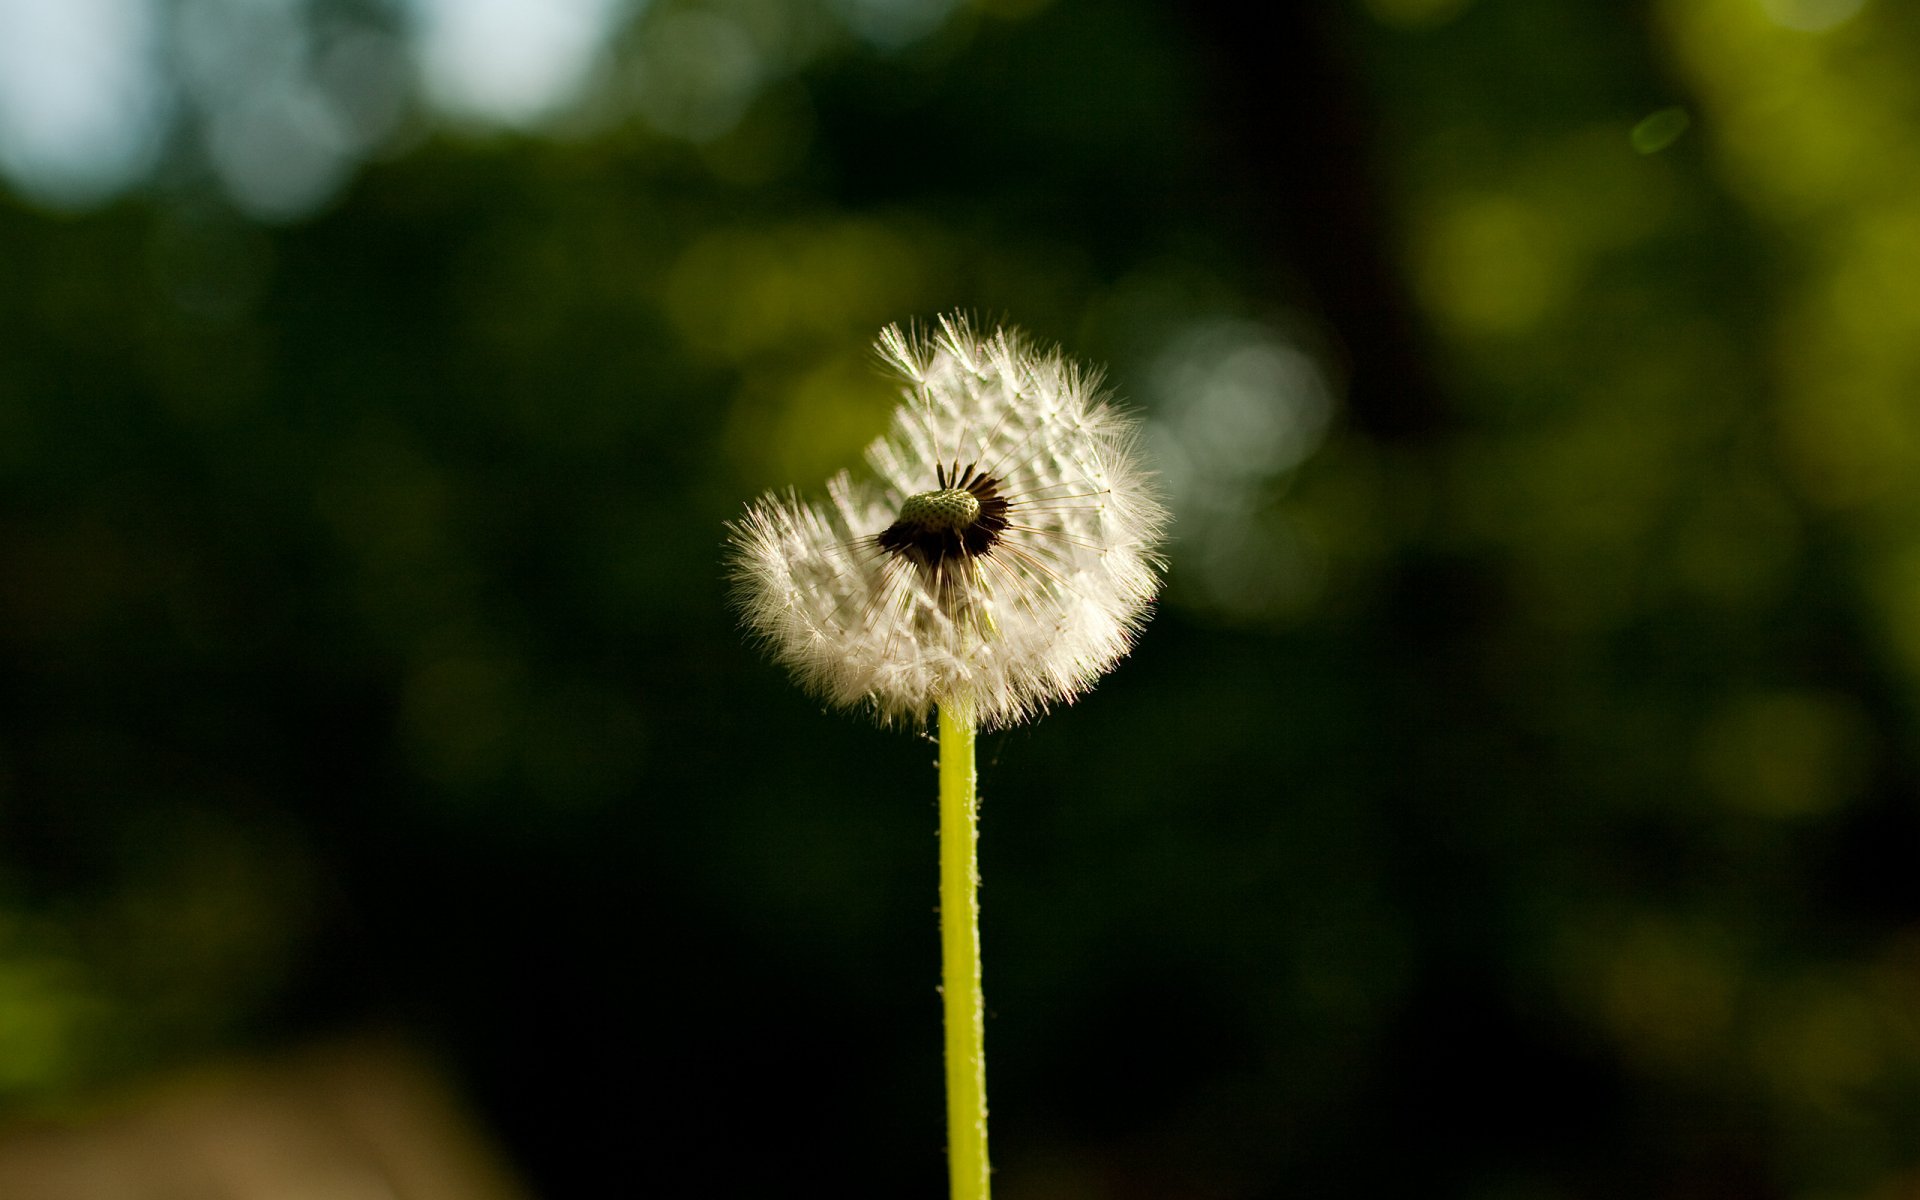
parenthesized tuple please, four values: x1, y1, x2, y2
(1183, 3, 1448, 444)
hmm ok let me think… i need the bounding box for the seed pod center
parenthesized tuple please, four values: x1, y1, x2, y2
(896, 487, 981, 532)
(877, 475, 1011, 569)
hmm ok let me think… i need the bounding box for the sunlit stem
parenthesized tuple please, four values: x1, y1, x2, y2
(938, 697, 990, 1200)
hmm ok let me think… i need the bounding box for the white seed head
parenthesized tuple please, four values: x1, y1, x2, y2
(727, 314, 1169, 729)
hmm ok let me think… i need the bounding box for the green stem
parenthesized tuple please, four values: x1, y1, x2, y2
(938, 698, 989, 1199)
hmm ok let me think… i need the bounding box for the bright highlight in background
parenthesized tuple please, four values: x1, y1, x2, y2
(408, 0, 633, 125)
(0, 0, 166, 208)
(1759, 0, 1867, 33)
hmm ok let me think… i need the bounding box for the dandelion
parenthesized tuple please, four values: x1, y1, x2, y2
(726, 314, 1167, 1199)
(729, 315, 1167, 729)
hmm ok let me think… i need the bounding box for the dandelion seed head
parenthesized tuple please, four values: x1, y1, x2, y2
(727, 314, 1169, 729)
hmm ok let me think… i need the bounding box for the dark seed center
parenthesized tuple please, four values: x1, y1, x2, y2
(877, 465, 1011, 569)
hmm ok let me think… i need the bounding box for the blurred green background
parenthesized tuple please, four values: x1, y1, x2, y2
(7, 0, 1920, 1194)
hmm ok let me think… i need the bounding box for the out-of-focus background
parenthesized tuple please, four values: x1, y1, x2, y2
(5, 0, 1920, 1195)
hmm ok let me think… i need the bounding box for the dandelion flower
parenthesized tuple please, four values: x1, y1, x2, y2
(725, 314, 1166, 1200)
(728, 314, 1167, 729)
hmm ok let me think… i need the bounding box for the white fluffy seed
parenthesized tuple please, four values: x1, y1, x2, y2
(727, 314, 1169, 729)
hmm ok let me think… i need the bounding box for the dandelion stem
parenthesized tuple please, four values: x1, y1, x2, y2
(938, 698, 990, 1199)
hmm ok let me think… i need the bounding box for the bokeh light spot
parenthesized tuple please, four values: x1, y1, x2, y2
(726, 353, 898, 487)
(632, 8, 763, 143)
(0, 0, 167, 209)
(409, 0, 630, 125)
(1697, 689, 1870, 818)
(1415, 194, 1568, 335)
(206, 85, 355, 222)
(1630, 106, 1692, 154)
(1147, 316, 1336, 622)
(1590, 916, 1737, 1074)
(1759, 0, 1868, 33)
(829, 0, 962, 50)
